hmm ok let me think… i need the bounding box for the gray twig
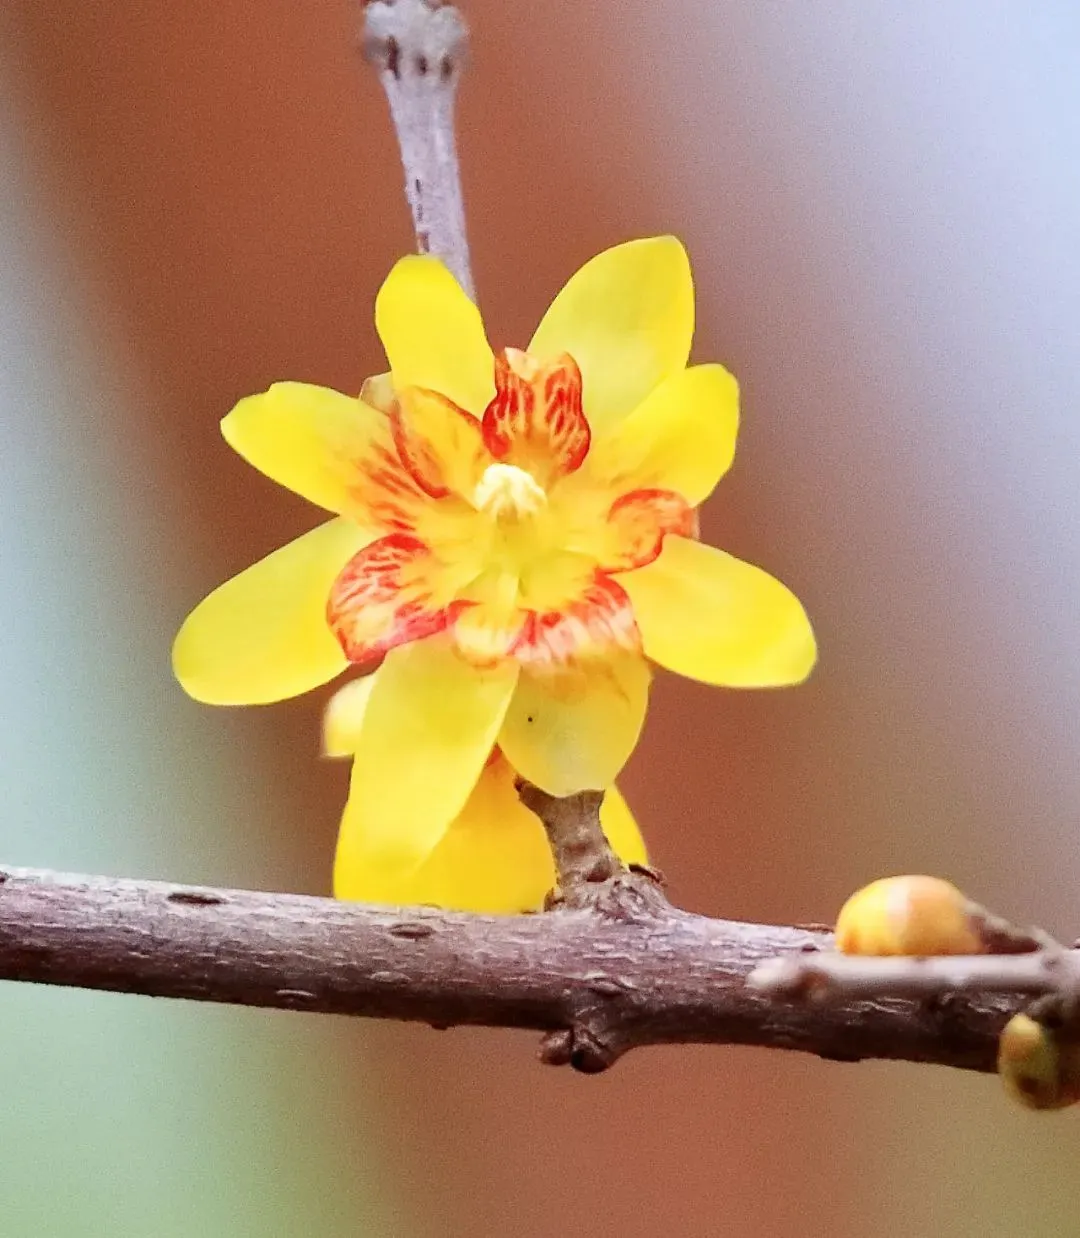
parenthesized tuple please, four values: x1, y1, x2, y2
(361, 0, 475, 298)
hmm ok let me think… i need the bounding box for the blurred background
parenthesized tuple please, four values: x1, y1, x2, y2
(1, 0, 1078, 1233)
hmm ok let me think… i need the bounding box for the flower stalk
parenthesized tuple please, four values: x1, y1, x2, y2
(514, 783, 624, 904)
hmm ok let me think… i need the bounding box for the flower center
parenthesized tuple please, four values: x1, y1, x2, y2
(472, 463, 547, 523)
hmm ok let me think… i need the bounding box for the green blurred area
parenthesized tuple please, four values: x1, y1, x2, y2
(0, 109, 404, 1237)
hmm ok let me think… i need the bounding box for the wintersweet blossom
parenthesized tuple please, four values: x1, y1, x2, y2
(173, 237, 816, 884)
(323, 678, 647, 912)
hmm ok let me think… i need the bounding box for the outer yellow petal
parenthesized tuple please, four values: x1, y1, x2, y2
(527, 237, 694, 436)
(334, 751, 647, 913)
(619, 535, 816, 687)
(497, 655, 651, 796)
(599, 783, 649, 867)
(582, 364, 739, 506)
(375, 256, 494, 416)
(335, 752, 552, 912)
(322, 674, 378, 757)
(222, 383, 385, 515)
(172, 517, 371, 705)
(344, 638, 519, 874)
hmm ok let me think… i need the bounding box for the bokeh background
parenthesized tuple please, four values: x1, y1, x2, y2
(1, 1, 1079, 1234)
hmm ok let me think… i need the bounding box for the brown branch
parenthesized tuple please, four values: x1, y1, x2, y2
(516, 784, 625, 903)
(748, 946, 1080, 1003)
(0, 863, 1060, 1075)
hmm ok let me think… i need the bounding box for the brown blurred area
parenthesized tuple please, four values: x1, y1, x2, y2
(5, 3, 1077, 1236)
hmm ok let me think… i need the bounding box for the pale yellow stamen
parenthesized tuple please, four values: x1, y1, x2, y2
(473, 463, 547, 522)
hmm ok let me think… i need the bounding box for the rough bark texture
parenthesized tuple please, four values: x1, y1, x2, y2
(0, 864, 1048, 1074)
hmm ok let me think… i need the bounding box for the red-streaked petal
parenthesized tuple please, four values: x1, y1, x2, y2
(482, 350, 533, 459)
(511, 573, 641, 668)
(482, 350, 591, 485)
(348, 431, 429, 535)
(327, 533, 462, 665)
(391, 387, 490, 500)
(451, 569, 528, 665)
(601, 488, 697, 572)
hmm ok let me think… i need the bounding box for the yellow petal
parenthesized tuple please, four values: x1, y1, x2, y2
(527, 237, 694, 436)
(583, 364, 739, 505)
(172, 517, 371, 705)
(334, 749, 647, 913)
(375, 255, 494, 416)
(619, 535, 816, 687)
(222, 383, 385, 515)
(323, 674, 378, 757)
(344, 638, 519, 873)
(497, 655, 651, 796)
(599, 783, 649, 867)
(334, 751, 553, 912)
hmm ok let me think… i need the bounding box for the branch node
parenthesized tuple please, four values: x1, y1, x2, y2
(387, 918, 436, 940)
(538, 1025, 620, 1074)
(275, 988, 317, 1004)
(517, 781, 669, 920)
(166, 889, 226, 908)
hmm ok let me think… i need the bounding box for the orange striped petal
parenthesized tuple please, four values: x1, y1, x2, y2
(512, 572, 641, 669)
(600, 488, 696, 572)
(482, 351, 590, 486)
(349, 435, 433, 536)
(498, 655, 651, 795)
(327, 533, 463, 666)
(391, 386, 490, 500)
(452, 569, 528, 665)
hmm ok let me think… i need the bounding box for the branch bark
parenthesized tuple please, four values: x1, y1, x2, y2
(0, 864, 1055, 1075)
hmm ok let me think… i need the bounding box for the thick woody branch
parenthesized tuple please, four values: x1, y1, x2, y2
(0, 864, 1062, 1075)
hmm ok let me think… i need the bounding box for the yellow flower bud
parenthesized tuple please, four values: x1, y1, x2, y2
(998, 1011, 1080, 1111)
(835, 875, 982, 956)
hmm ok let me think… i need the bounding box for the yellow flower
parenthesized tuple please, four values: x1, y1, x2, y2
(173, 237, 816, 879)
(323, 678, 647, 912)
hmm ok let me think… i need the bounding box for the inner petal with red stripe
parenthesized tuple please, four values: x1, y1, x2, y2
(327, 348, 697, 670)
